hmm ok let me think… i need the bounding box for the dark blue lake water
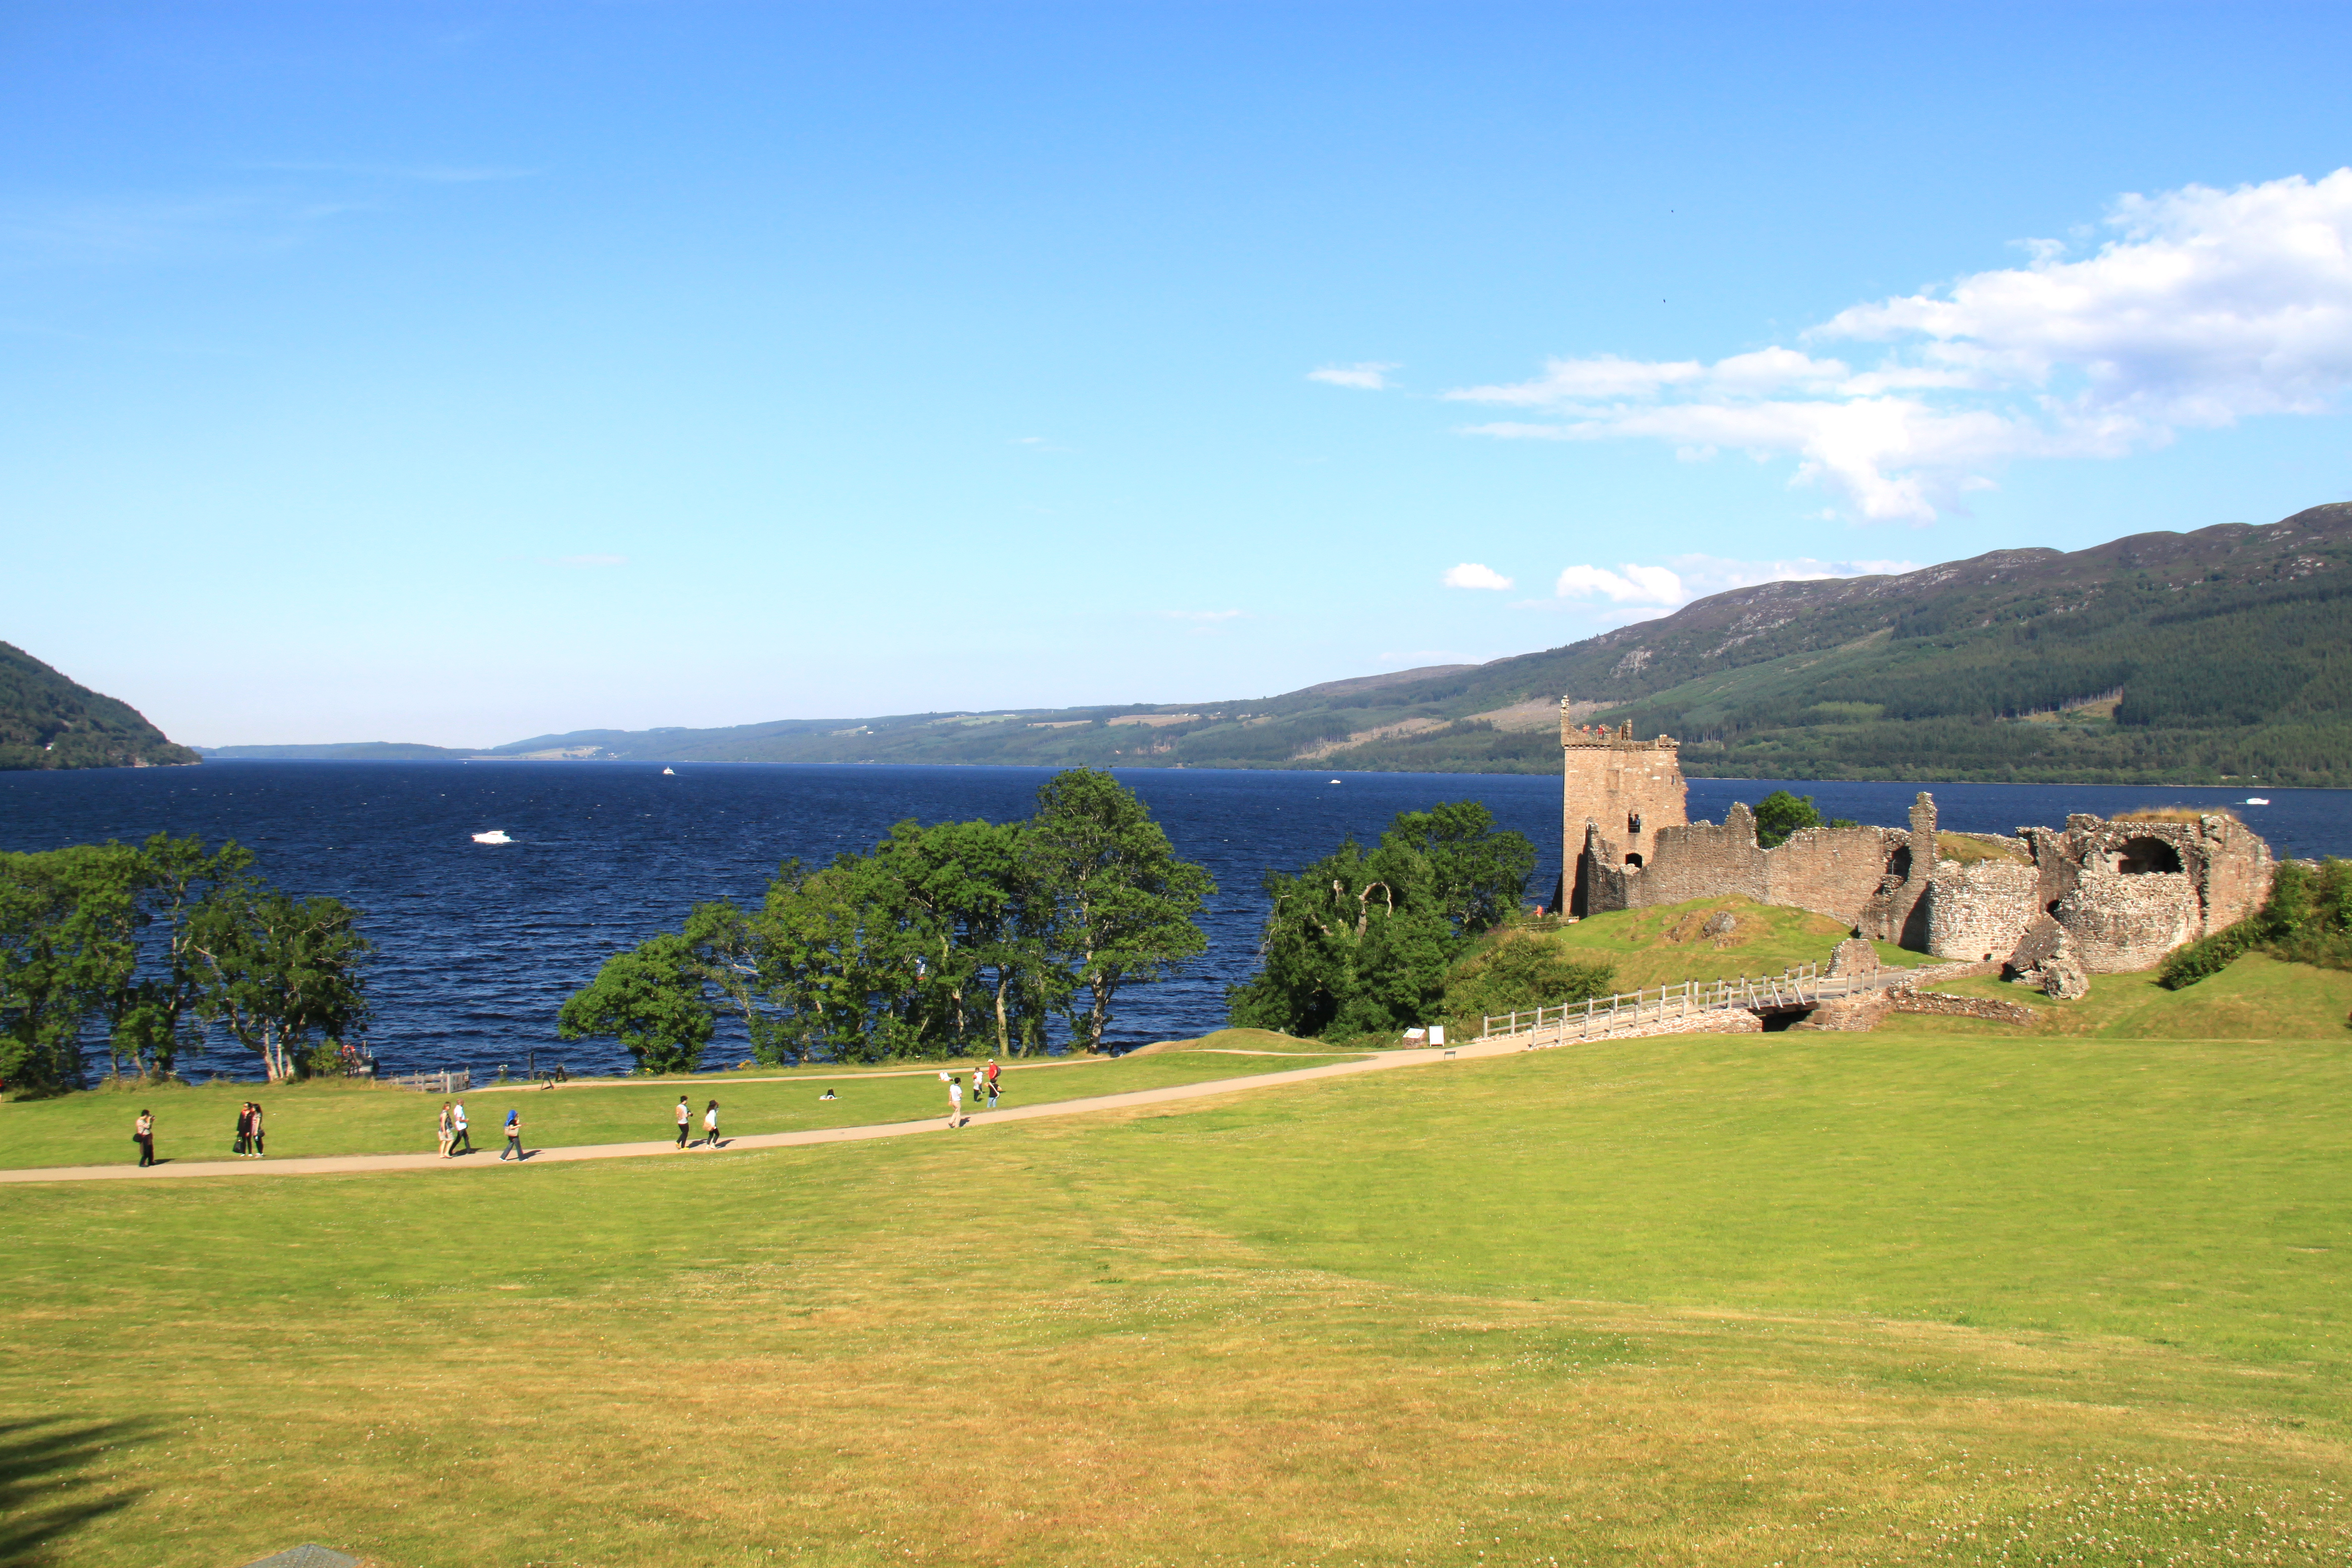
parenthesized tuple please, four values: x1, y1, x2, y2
(3, 761, 2344, 1078)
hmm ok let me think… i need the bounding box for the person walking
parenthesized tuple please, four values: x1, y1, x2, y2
(501, 1108, 524, 1161)
(945, 1074, 963, 1129)
(448, 1099, 470, 1156)
(983, 1058, 1001, 1110)
(436, 1101, 454, 1158)
(674, 1095, 691, 1149)
(134, 1109, 155, 1167)
(234, 1102, 251, 1158)
(701, 1099, 720, 1149)
(248, 1102, 265, 1158)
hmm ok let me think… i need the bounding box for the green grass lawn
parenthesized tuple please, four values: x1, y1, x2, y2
(1523, 894, 1944, 992)
(3, 959, 2350, 1567)
(0, 1047, 1364, 1172)
(1891, 952, 2352, 1040)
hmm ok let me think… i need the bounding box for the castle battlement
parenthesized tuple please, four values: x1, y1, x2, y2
(1560, 710, 1688, 912)
(1561, 715, 1680, 750)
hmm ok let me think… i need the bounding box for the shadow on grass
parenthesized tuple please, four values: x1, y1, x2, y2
(0, 1415, 150, 1565)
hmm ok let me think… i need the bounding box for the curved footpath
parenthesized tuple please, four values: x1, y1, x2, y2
(0, 1037, 1521, 1185)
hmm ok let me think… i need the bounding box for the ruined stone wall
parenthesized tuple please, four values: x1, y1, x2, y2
(1763, 826, 1911, 927)
(1925, 859, 2042, 962)
(1887, 990, 2040, 1025)
(1598, 805, 1767, 910)
(2055, 868, 2200, 972)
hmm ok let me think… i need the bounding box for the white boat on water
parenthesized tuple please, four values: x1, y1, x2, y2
(663, 767, 676, 775)
(471, 830, 514, 845)
(2243, 796, 2270, 806)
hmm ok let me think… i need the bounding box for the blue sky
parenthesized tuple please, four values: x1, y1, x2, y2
(6, 3, 2350, 747)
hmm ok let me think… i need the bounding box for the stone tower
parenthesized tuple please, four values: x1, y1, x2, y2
(1561, 706, 1688, 914)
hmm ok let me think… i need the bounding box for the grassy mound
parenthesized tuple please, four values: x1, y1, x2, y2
(1892, 951, 2352, 1039)
(1508, 893, 1936, 992)
(4, 1024, 2348, 1565)
(1124, 1028, 1364, 1057)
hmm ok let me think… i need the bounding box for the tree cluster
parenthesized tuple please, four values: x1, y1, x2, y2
(0, 835, 372, 1095)
(557, 770, 1216, 1073)
(1225, 801, 1540, 1040)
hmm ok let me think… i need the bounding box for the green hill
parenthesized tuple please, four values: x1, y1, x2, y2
(448, 504, 2352, 785)
(0, 641, 199, 771)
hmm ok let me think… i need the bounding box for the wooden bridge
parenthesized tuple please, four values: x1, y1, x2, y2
(1475, 962, 1921, 1048)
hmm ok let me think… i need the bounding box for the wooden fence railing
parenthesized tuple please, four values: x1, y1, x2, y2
(1478, 962, 1923, 1048)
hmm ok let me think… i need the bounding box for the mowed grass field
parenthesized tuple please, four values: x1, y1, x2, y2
(0, 1047, 1368, 1172)
(2, 999, 2350, 1567)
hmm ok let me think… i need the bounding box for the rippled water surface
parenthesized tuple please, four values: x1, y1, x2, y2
(3, 761, 2344, 1077)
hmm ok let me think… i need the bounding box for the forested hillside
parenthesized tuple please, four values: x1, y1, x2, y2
(0, 642, 199, 771)
(205, 504, 2352, 786)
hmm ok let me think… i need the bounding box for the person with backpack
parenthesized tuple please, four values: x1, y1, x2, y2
(134, 1109, 155, 1167)
(501, 1108, 524, 1161)
(674, 1095, 691, 1148)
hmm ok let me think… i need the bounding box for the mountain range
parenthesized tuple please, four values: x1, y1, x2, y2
(70, 502, 2352, 787)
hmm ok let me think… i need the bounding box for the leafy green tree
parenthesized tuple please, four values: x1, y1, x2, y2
(0, 845, 144, 1094)
(1226, 835, 1459, 1040)
(186, 888, 372, 1081)
(1226, 802, 1539, 1040)
(557, 932, 717, 1073)
(1750, 790, 1823, 848)
(1027, 770, 1215, 1053)
(108, 834, 257, 1078)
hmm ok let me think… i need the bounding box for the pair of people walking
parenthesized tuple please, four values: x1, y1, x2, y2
(674, 1095, 723, 1149)
(233, 1101, 264, 1158)
(436, 1099, 473, 1157)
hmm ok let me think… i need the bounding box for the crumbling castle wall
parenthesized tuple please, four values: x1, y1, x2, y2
(1561, 718, 2275, 973)
(1924, 858, 2042, 962)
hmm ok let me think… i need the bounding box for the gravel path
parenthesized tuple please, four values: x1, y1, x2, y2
(0, 1039, 1514, 1185)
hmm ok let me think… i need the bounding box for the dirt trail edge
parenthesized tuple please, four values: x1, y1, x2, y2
(0, 1040, 1520, 1185)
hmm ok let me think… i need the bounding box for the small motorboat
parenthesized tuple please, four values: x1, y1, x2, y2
(471, 830, 514, 845)
(2243, 796, 2270, 806)
(1328, 778, 1342, 784)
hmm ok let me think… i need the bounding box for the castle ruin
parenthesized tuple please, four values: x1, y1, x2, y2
(1559, 700, 2274, 974)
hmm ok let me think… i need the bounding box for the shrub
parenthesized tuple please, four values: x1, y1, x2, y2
(1442, 937, 1616, 1030)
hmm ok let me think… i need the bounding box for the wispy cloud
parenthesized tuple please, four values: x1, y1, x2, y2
(1308, 361, 1400, 391)
(1447, 170, 2352, 522)
(1441, 562, 1514, 590)
(239, 160, 539, 183)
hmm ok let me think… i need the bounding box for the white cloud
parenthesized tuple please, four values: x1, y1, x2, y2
(1308, 361, 1400, 390)
(1550, 554, 1917, 616)
(1446, 170, 2352, 521)
(1555, 563, 1684, 605)
(1441, 562, 1514, 590)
